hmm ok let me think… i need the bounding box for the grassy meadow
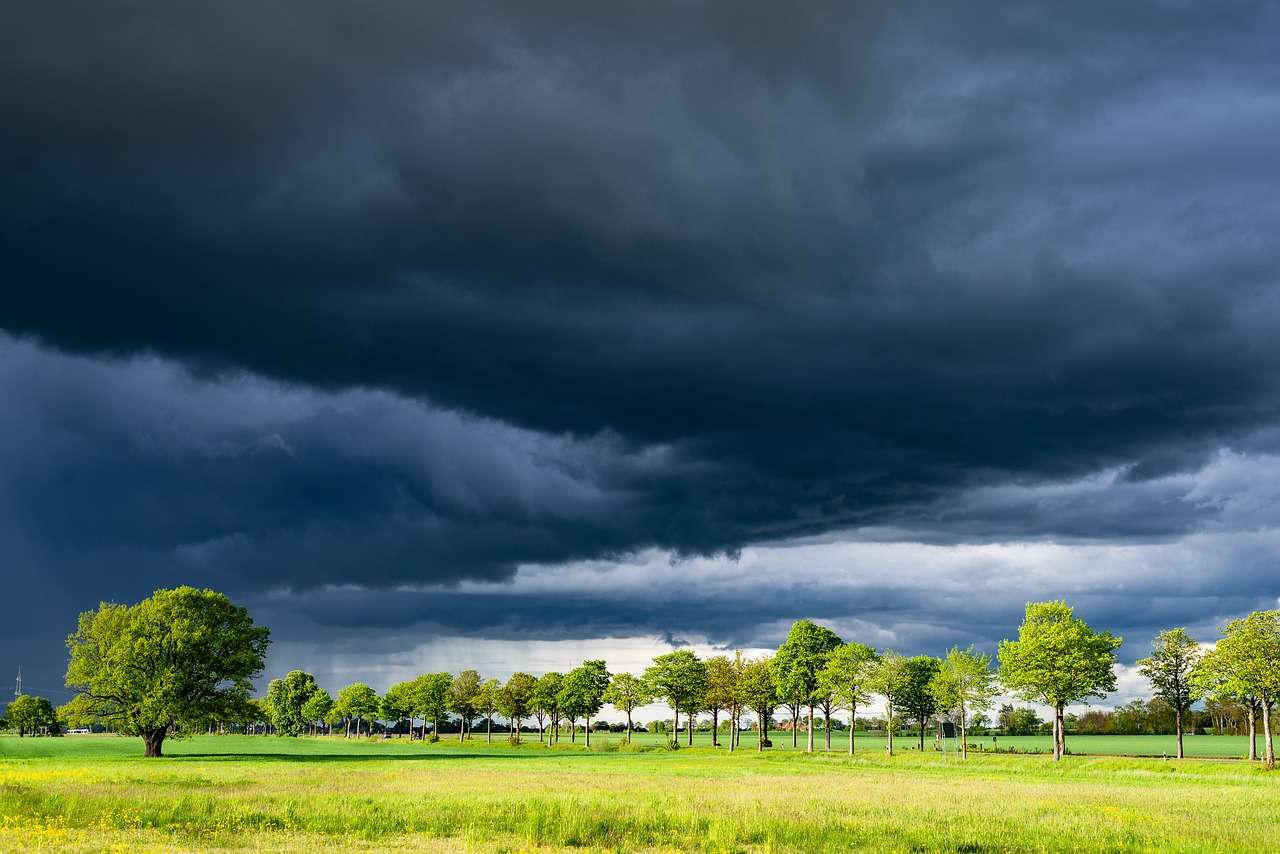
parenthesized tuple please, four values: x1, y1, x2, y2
(3, 733, 1280, 853)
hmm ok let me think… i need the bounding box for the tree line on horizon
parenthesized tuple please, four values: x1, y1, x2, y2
(6, 587, 1280, 767)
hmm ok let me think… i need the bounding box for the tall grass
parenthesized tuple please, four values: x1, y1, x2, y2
(2, 735, 1279, 852)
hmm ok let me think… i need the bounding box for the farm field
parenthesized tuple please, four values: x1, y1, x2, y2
(3, 734, 1279, 853)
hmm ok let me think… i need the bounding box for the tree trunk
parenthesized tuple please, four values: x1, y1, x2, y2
(687, 710, 693, 746)
(570, 719, 577, 742)
(919, 718, 925, 752)
(1248, 705, 1258, 760)
(1175, 708, 1184, 759)
(486, 714, 492, 744)
(143, 728, 166, 758)
(586, 716, 592, 748)
(806, 705, 814, 753)
(825, 711, 832, 751)
(849, 702, 856, 755)
(791, 705, 799, 747)
(758, 711, 764, 751)
(1263, 702, 1275, 770)
(886, 701, 894, 756)
(711, 709, 719, 747)
(960, 703, 967, 760)
(626, 711, 633, 744)
(673, 708, 678, 746)
(728, 711, 735, 753)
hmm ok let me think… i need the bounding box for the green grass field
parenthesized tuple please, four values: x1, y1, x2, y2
(2, 733, 1278, 852)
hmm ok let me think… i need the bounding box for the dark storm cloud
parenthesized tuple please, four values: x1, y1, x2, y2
(4, 2, 1280, 683)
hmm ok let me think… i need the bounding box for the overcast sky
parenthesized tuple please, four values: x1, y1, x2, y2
(4, 2, 1280, 714)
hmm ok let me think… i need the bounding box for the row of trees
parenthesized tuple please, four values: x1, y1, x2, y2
(42, 587, 1280, 767)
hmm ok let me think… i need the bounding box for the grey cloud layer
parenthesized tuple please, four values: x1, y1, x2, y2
(3, 2, 1280, 683)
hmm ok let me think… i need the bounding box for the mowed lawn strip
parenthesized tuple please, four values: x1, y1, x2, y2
(2, 735, 1279, 852)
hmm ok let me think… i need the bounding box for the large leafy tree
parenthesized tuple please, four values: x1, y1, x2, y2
(334, 683, 380, 738)
(382, 680, 417, 737)
(408, 672, 451, 740)
(497, 672, 536, 743)
(63, 586, 269, 757)
(559, 660, 610, 747)
(1192, 650, 1263, 760)
(703, 656, 736, 747)
(1204, 611, 1280, 768)
(869, 651, 911, 756)
(739, 656, 778, 751)
(644, 650, 707, 746)
(819, 642, 878, 755)
(7, 695, 57, 737)
(447, 670, 481, 741)
(928, 647, 997, 759)
(532, 671, 564, 743)
(301, 689, 333, 736)
(901, 656, 942, 751)
(772, 620, 843, 752)
(264, 670, 321, 737)
(602, 672, 652, 743)
(1137, 628, 1203, 759)
(998, 601, 1122, 761)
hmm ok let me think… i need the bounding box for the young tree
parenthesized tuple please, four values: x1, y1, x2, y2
(870, 651, 911, 756)
(706, 655, 747, 747)
(382, 680, 416, 737)
(739, 656, 778, 751)
(998, 601, 1122, 761)
(447, 670, 481, 741)
(560, 660, 610, 747)
(63, 586, 269, 757)
(1205, 611, 1280, 768)
(819, 642, 878, 755)
(1137, 628, 1203, 759)
(929, 647, 997, 759)
(1193, 651, 1262, 760)
(644, 650, 707, 746)
(533, 671, 564, 743)
(498, 672, 536, 743)
(334, 683, 380, 738)
(301, 689, 333, 736)
(901, 656, 941, 751)
(602, 672, 652, 743)
(409, 672, 452, 740)
(6, 695, 57, 737)
(476, 678, 501, 743)
(264, 670, 321, 737)
(772, 619, 843, 752)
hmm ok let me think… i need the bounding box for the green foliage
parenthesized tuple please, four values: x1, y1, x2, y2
(602, 672, 652, 717)
(819, 642, 878, 714)
(6, 694, 57, 736)
(930, 647, 997, 720)
(264, 670, 321, 736)
(930, 647, 997, 755)
(738, 657, 778, 729)
(998, 601, 1122, 708)
(1199, 610, 1280, 767)
(63, 586, 269, 756)
(333, 683, 380, 731)
(560, 660, 611, 723)
(643, 650, 706, 729)
(703, 655, 740, 716)
(1137, 628, 1202, 718)
(410, 672, 452, 731)
(498, 672, 537, 736)
(300, 690, 333, 731)
(532, 671, 564, 730)
(446, 670, 482, 731)
(900, 656, 941, 735)
(772, 620, 843, 709)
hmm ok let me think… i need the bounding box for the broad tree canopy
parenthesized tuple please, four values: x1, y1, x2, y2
(63, 586, 269, 756)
